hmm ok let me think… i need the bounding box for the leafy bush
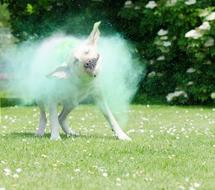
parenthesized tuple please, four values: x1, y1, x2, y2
(5, 0, 125, 39)
(0, 3, 17, 60)
(118, 0, 215, 104)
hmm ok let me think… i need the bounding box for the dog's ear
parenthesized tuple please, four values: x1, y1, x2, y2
(87, 21, 101, 45)
(47, 66, 71, 79)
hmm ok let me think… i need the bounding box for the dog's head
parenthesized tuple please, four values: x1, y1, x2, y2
(73, 21, 101, 77)
(48, 22, 101, 79)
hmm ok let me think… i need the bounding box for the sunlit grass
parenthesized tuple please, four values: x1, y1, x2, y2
(0, 105, 215, 190)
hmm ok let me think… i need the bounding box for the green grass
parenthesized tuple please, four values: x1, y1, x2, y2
(0, 105, 215, 190)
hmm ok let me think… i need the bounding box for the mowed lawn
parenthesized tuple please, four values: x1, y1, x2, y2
(0, 105, 215, 190)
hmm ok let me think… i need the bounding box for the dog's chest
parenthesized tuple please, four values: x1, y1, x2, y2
(62, 75, 95, 104)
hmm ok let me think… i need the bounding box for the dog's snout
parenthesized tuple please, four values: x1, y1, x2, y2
(84, 56, 99, 69)
(88, 54, 99, 64)
(87, 58, 97, 64)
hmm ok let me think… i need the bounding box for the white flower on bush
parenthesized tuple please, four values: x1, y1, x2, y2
(124, 0, 133, 8)
(199, 9, 210, 17)
(186, 68, 196, 73)
(211, 92, 215, 99)
(185, 0, 196, 5)
(160, 36, 168, 40)
(134, 6, 141, 10)
(166, 0, 177, 6)
(185, 21, 211, 39)
(157, 72, 163, 77)
(185, 29, 203, 39)
(166, 91, 188, 102)
(157, 56, 165, 61)
(198, 21, 210, 31)
(147, 71, 156, 78)
(145, 1, 157, 9)
(149, 60, 155, 65)
(204, 38, 214, 47)
(206, 12, 215, 21)
(203, 60, 212, 65)
(187, 81, 194, 86)
(163, 41, 171, 47)
(158, 29, 168, 36)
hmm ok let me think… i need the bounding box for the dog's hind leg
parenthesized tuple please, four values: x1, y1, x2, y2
(99, 101, 131, 141)
(59, 104, 79, 137)
(35, 101, 47, 137)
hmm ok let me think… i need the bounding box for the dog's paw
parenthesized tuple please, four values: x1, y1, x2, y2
(35, 130, 45, 137)
(66, 129, 80, 137)
(67, 132, 80, 138)
(50, 135, 61, 141)
(117, 133, 132, 141)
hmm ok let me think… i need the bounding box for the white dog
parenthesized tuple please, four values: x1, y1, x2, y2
(35, 22, 131, 141)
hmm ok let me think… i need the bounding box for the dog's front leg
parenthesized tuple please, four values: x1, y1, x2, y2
(35, 101, 47, 137)
(99, 101, 131, 141)
(49, 103, 61, 140)
(59, 104, 79, 137)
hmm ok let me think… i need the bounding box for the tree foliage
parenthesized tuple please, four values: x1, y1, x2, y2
(0, 3, 17, 61)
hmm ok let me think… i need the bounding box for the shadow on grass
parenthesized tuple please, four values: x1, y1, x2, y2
(4, 132, 116, 140)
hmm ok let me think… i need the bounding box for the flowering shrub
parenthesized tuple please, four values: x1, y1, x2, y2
(119, 0, 215, 104)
